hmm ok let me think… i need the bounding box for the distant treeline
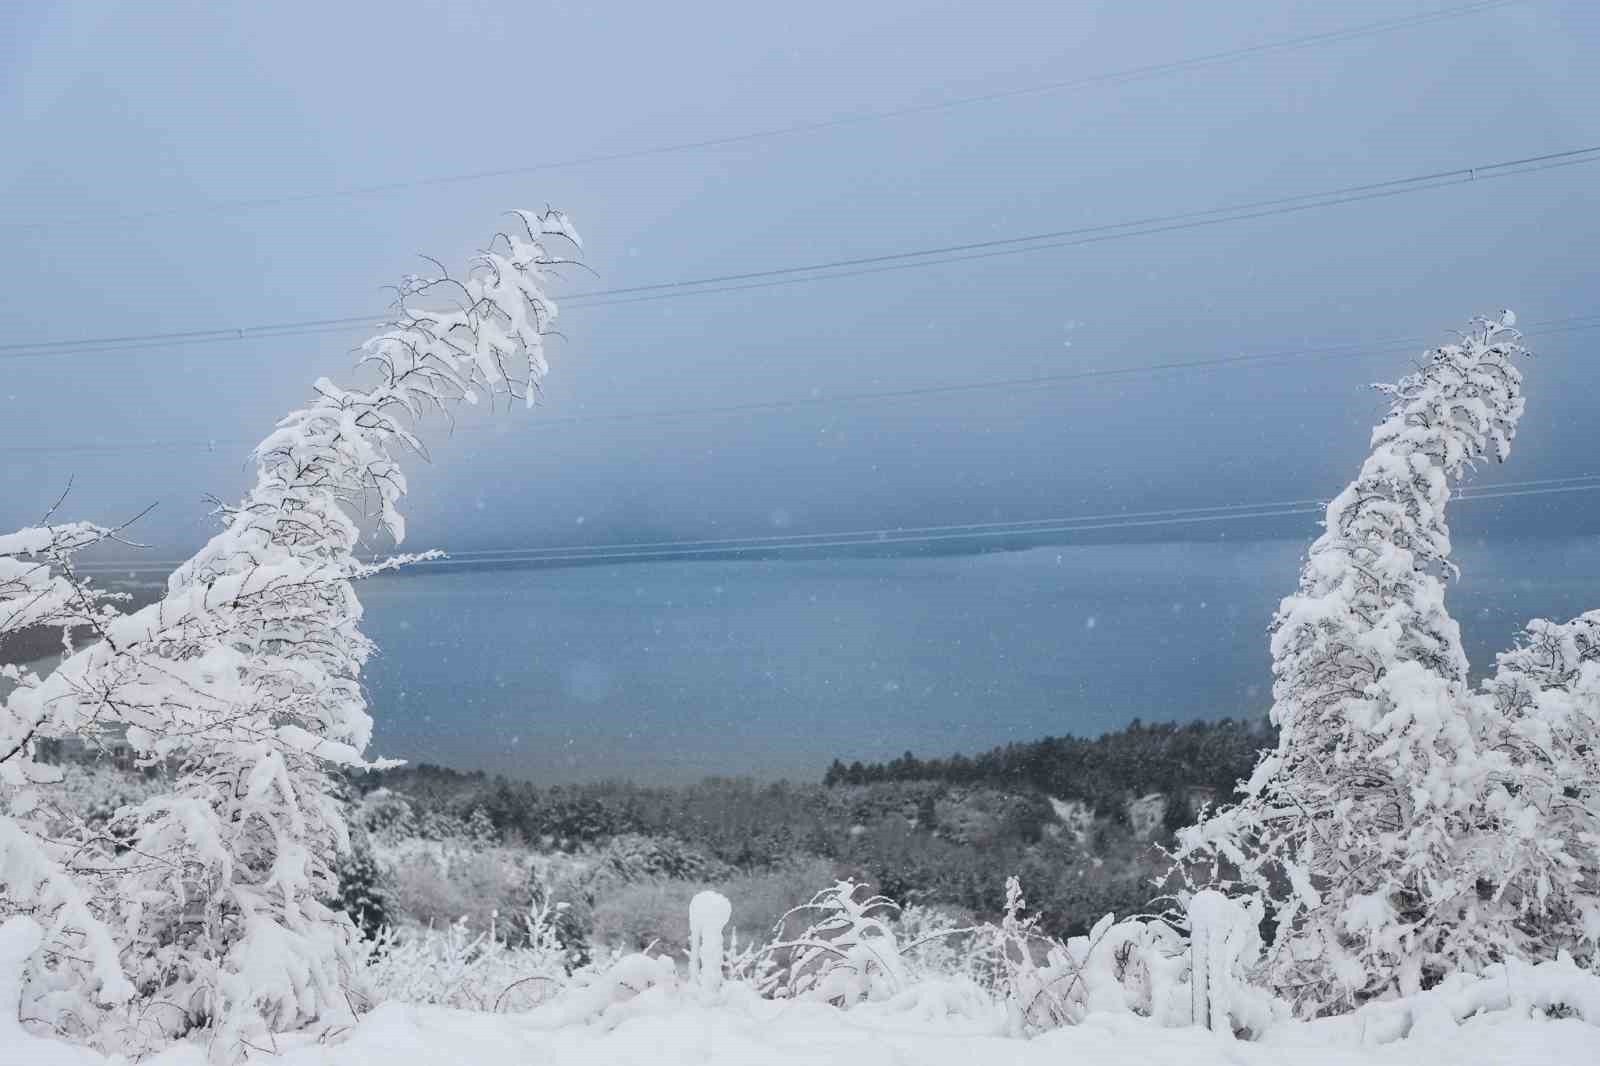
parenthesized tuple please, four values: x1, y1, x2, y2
(823, 717, 1273, 813)
(344, 718, 1275, 936)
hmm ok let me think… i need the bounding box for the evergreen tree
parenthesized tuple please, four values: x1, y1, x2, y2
(329, 827, 389, 943)
(1479, 612, 1600, 964)
(1178, 313, 1529, 1012)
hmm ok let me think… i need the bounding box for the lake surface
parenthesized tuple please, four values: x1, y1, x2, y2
(355, 537, 1600, 784)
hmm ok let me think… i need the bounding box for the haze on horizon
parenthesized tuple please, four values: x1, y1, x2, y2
(2, 0, 1597, 562)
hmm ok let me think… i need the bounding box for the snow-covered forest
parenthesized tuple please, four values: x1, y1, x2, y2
(2, 194, 1597, 1066)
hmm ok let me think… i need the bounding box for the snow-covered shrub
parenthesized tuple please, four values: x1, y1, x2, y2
(1347, 953, 1600, 1043)
(972, 877, 1185, 1033)
(894, 903, 984, 981)
(885, 896, 1062, 1025)
(1046, 909, 1191, 1026)
(363, 901, 575, 1013)
(1179, 314, 1541, 1012)
(756, 880, 909, 1005)
(524, 952, 678, 1030)
(377, 836, 540, 933)
(733, 886, 998, 1024)
(978, 876, 1075, 1032)
(962, 879, 1279, 1036)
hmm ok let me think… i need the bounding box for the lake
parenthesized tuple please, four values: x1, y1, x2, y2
(354, 537, 1600, 784)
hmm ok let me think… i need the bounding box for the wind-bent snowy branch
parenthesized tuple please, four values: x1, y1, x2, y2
(0, 521, 135, 1011)
(7, 209, 581, 1056)
(1177, 313, 1529, 1012)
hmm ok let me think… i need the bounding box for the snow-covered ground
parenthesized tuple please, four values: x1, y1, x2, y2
(8, 902, 1596, 1066)
(15, 991, 1592, 1066)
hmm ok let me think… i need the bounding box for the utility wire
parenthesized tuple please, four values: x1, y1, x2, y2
(5, 314, 1598, 458)
(4, 144, 1597, 363)
(560, 149, 1600, 308)
(392, 482, 1600, 568)
(0, 313, 381, 357)
(561, 147, 1598, 302)
(69, 475, 1600, 573)
(433, 474, 1600, 559)
(0, 0, 1523, 232)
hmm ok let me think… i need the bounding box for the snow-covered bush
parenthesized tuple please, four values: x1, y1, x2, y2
(375, 835, 542, 933)
(894, 903, 987, 981)
(969, 876, 1190, 1034)
(755, 880, 910, 1005)
(363, 902, 575, 1012)
(740, 875, 1219, 1034)
(1346, 953, 1600, 1043)
(524, 952, 679, 1030)
(1178, 314, 1542, 1012)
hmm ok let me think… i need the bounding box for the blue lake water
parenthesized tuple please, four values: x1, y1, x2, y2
(355, 538, 1600, 785)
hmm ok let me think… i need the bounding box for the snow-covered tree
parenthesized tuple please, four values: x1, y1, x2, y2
(1178, 313, 1529, 1012)
(1479, 613, 1600, 964)
(1, 517, 136, 1021)
(8, 208, 581, 1055)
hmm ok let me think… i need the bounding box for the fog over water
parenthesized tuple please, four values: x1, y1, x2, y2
(357, 536, 1600, 784)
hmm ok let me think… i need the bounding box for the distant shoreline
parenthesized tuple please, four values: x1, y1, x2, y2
(70, 532, 1328, 582)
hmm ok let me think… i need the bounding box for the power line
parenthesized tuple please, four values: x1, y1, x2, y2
(386, 481, 1600, 567)
(0, 313, 380, 357)
(5, 144, 1598, 364)
(68, 475, 1600, 573)
(6, 314, 1598, 458)
(559, 149, 1600, 309)
(562, 148, 1598, 302)
(0, 1, 1523, 232)
(434, 474, 1600, 559)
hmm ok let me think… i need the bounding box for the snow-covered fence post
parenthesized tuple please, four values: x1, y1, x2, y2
(1186, 890, 1262, 1035)
(688, 890, 732, 995)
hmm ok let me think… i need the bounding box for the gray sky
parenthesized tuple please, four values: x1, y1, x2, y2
(2, 0, 1597, 558)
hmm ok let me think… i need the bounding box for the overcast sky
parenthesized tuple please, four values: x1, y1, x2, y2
(2, 0, 1597, 559)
